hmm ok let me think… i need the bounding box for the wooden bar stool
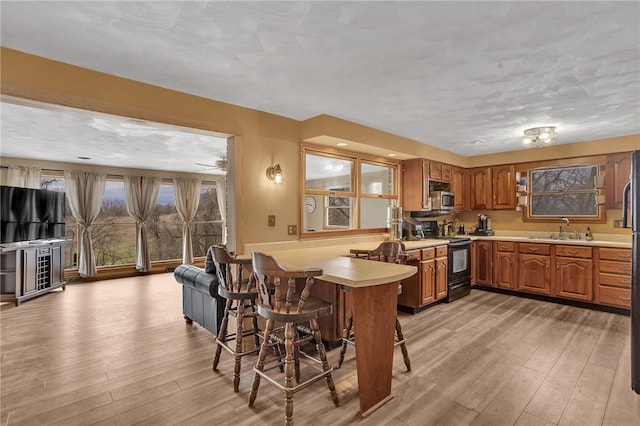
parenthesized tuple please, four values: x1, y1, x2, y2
(210, 245, 262, 392)
(338, 241, 411, 372)
(248, 251, 339, 426)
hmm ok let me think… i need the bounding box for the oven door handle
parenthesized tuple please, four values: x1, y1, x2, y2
(448, 240, 471, 248)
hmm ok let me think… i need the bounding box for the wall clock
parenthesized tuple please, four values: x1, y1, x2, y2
(305, 196, 317, 213)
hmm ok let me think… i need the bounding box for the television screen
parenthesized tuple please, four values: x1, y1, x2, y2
(0, 185, 66, 244)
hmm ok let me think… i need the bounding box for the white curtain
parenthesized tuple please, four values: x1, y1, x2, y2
(124, 176, 160, 272)
(216, 180, 227, 244)
(64, 171, 106, 277)
(173, 178, 201, 264)
(7, 166, 41, 189)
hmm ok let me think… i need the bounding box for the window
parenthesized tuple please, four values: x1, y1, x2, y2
(302, 146, 399, 236)
(147, 183, 181, 262)
(527, 165, 601, 220)
(191, 183, 224, 257)
(40, 176, 77, 270)
(93, 180, 136, 266)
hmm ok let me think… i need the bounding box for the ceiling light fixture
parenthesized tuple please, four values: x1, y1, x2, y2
(522, 126, 558, 147)
(387, 153, 397, 157)
(266, 164, 283, 183)
(336, 142, 348, 147)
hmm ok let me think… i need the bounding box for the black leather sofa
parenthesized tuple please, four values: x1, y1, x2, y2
(173, 249, 225, 335)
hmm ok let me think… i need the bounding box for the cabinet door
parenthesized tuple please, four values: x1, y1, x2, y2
(517, 254, 551, 295)
(402, 159, 430, 211)
(451, 167, 465, 210)
(606, 152, 632, 209)
(420, 258, 435, 305)
(435, 257, 448, 300)
(22, 248, 38, 294)
(471, 167, 492, 210)
(441, 164, 452, 182)
(476, 241, 493, 286)
(429, 162, 442, 181)
(491, 165, 516, 209)
(51, 244, 64, 285)
(495, 251, 517, 289)
(555, 257, 593, 301)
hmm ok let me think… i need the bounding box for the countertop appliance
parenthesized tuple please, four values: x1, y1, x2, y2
(430, 191, 455, 211)
(623, 150, 639, 394)
(402, 217, 425, 240)
(469, 214, 495, 236)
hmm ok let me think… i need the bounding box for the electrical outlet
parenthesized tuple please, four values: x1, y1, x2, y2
(287, 225, 297, 235)
(613, 219, 623, 228)
(268, 215, 276, 227)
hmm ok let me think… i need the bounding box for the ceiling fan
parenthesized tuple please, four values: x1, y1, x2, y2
(195, 157, 228, 172)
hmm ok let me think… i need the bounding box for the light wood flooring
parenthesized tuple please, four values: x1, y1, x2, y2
(1, 274, 639, 425)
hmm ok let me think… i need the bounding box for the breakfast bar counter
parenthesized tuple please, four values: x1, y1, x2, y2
(244, 244, 417, 416)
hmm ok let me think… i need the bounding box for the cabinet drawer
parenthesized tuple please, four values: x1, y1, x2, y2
(404, 250, 421, 261)
(599, 273, 631, 288)
(598, 285, 631, 309)
(599, 248, 632, 262)
(421, 247, 435, 260)
(436, 245, 448, 258)
(496, 241, 515, 252)
(599, 260, 632, 275)
(518, 243, 550, 255)
(555, 245, 592, 259)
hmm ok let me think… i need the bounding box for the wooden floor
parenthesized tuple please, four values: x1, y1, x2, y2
(2, 274, 640, 425)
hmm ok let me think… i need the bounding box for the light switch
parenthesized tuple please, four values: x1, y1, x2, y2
(268, 215, 276, 227)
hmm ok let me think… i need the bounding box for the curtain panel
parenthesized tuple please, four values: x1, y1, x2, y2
(124, 176, 160, 272)
(173, 178, 201, 264)
(64, 171, 106, 277)
(6, 166, 42, 189)
(216, 180, 227, 244)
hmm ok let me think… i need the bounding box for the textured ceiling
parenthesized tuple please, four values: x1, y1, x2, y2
(1, 1, 639, 158)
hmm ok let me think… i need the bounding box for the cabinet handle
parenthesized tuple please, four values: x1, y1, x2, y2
(556, 264, 560, 271)
(546, 264, 549, 271)
(619, 296, 631, 301)
(618, 254, 631, 259)
(529, 247, 539, 252)
(568, 250, 578, 256)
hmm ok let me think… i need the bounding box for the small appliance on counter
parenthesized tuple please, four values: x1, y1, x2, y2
(402, 217, 425, 240)
(469, 214, 495, 236)
(387, 203, 403, 241)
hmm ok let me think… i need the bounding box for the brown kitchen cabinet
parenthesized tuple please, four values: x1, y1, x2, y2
(595, 247, 632, 308)
(606, 152, 632, 209)
(470, 241, 477, 286)
(313, 278, 350, 345)
(491, 164, 516, 209)
(475, 240, 493, 286)
(554, 245, 593, 301)
(470, 167, 492, 210)
(517, 243, 551, 295)
(402, 159, 430, 211)
(494, 241, 517, 289)
(451, 167, 467, 211)
(398, 245, 447, 312)
(429, 161, 442, 181)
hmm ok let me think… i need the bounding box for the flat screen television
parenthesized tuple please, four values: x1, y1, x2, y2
(0, 185, 66, 244)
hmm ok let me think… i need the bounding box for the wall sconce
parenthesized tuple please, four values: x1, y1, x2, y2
(266, 164, 283, 184)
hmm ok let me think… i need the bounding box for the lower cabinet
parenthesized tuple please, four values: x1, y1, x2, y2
(475, 241, 493, 286)
(398, 245, 448, 312)
(554, 245, 593, 301)
(595, 247, 632, 308)
(516, 243, 551, 295)
(494, 242, 516, 290)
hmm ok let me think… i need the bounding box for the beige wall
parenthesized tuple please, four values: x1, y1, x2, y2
(1, 47, 638, 249)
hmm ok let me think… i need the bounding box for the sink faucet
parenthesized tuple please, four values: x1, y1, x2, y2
(559, 217, 570, 239)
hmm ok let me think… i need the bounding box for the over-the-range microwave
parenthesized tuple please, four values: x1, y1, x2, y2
(430, 191, 455, 211)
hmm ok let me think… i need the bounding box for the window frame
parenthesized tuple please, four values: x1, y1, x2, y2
(522, 163, 607, 223)
(301, 144, 400, 238)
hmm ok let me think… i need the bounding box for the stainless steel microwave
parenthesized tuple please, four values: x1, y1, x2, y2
(430, 191, 455, 210)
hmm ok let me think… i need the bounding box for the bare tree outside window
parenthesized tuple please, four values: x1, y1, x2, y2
(529, 166, 598, 217)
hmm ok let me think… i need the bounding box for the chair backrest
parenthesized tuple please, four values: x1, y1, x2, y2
(209, 245, 254, 293)
(251, 251, 323, 314)
(367, 241, 407, 264)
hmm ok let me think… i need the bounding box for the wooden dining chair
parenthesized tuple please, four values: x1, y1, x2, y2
(338, 241, 411, 372)
(249, 251, 339, 426)
(210, 245, 262, 392)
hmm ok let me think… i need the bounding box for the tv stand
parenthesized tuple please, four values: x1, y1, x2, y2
(0, 241, 66, 306)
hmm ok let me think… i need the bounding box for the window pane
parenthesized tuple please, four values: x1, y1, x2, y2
(93, 222, 136, 266)
(192, 222, 224, 257)
(195, 186, 221, 222)
(361, 163, 395, 195)
(326, 196, 353, 228)
(530, 166, 597, 192)
(64, 224, 78, 269)
(360, 198, 392, 228)
(531, 193, 597, 216)
(40, 176, 75, 227)
(148, 221, 183, 262)
(305, 154, 353, 191)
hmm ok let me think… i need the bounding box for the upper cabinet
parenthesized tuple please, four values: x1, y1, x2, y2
(470, 167, 492, 210)
(450, 167, 467, 211)
(402, 158, 430, 211)
(491, 164, 517, 209)
(606, 152, 632, 209)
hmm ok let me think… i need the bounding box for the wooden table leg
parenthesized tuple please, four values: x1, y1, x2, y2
(351, 281, 398, 415)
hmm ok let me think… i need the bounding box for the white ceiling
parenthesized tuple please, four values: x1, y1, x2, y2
(1, 1, 639, 159)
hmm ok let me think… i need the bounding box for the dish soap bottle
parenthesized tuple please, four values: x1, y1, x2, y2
(585, 226, 593, 241)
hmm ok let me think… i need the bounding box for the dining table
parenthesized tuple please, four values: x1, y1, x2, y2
(246, 244, 417, 416)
